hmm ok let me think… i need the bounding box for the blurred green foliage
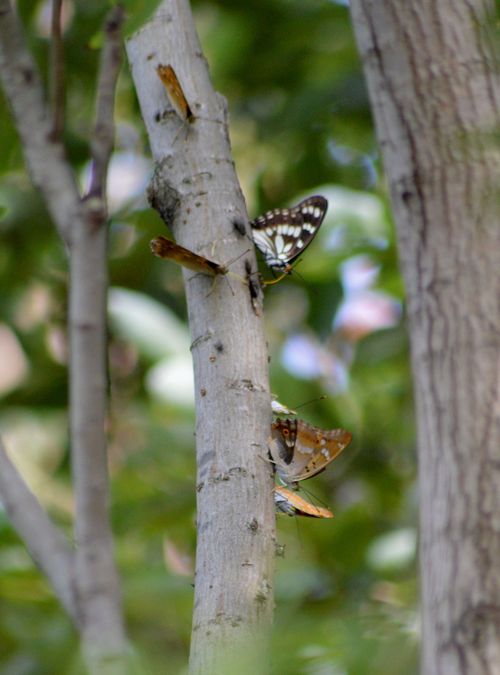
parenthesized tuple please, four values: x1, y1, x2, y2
(0, 1, 418, 673)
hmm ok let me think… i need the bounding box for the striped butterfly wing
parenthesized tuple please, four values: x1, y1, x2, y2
(269, 418, 352, 487)
(250, 195, 328, 271)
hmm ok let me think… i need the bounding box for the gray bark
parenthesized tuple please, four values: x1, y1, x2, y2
(0, 438, 77, 623)
(126, 2, 275, 673)
(0, 3, 128, 671)
(0, 0, 80, 245)
(350, 1, 500, 673)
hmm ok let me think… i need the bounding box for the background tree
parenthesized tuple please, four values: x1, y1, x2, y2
(350, 2, 500, 673)
(0, 2, 129, 672)
(0, 1, 422, 674)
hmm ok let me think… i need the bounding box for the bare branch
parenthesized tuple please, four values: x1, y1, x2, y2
(1, 2, 128, 667)
(70, 221, 129, 666)
(87, 4, 125, 201)
(0, 436, 79, 625)
(50, 0, 65, 140)
(68, 8, 127, 665)
(0, 0, 82, 245)
(70, 221, 128, 657)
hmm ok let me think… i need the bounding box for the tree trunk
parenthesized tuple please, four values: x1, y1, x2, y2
(126, 2, 275, 673)
(0, 4, 129, 671)
(349, 1, 500, 673)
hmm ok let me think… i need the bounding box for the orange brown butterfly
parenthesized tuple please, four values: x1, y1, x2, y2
(156, 64, 194, 123)
(150, 236, 227, 276)
(274, 486, 333, 519)
(269, 417, 352, 489)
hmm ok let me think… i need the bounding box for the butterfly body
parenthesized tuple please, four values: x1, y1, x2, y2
(269, 417, 351, 489)
(274, 486, 333, 519)
(250, 196, 328, 272)
(271, 397, 297, 416)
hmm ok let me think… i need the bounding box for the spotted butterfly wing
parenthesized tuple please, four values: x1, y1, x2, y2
(250, 195, 328, 272)
(268, 417, 351, 488)
(274, 486, 333, 519)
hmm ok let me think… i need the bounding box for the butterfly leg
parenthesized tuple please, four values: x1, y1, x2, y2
(262, 267, 292, 286)
(170, 120, 191, 146)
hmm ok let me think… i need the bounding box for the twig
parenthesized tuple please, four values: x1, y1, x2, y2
(0, 436, 78, 625)
(50, 0, 65, 140)
(87, 4, 124, 201)
(0, 0, 81, 245)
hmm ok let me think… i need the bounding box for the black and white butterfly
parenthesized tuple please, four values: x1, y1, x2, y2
(250, 195, 328, 273)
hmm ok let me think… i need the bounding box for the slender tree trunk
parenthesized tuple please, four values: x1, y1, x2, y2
(350, 1, 500, 673)
(127, 2, 275, 673)
(0, 4, 129, 672)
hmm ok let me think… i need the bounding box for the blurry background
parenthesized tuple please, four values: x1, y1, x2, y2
(0, 1, 418, 673)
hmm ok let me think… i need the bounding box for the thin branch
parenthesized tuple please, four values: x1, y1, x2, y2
(70, 217, 128, 670)
(69, 6, 127, 664)
(0, 0, 82, 245)
(87, 4, 124, 201)
(0, 436, 79, 625)
(50, 0, 65, 140)
(0, 2, 128, 668)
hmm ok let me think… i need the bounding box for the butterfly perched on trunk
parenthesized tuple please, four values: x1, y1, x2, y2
(269, 417, 352, 489)
(274, 486, 333, 519)
(156, 64, 194, 124)
(250, 195, 328, 274)
(150, 236, 227, 276)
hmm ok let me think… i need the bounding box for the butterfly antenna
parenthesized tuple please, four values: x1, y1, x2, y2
(170, 118, 192, 147)
(223, 275, 235, 296)
(293, 394, 327, 411)
(299, 485, 330, 510)
(285, 259, 320, 297)
(289, 261, 318, 295)
(204, 274, 235, 298)
(291, 266, 305, 283)
(224, 248, 252, 269)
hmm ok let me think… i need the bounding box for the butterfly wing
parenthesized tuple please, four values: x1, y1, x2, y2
(268, 417, 298, 484)
(292, 420, 352, 482)
(269, 418, 351, 486)
(274, 486, 333, 518)
(150, 236, 226, 276)
(250, 196, 328, 271)
(156, 64, 194, 123)
(251, 205, 305, 271)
